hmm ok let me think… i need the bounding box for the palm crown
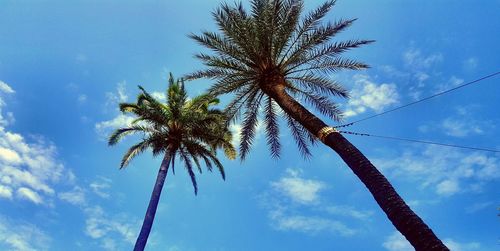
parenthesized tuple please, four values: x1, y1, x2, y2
(109, 74, 236, 194)
(188, 0, 373, 159)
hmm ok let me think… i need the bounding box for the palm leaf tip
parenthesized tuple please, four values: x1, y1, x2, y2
(224, 146, 237, 160)
(108, 128, 128, 146)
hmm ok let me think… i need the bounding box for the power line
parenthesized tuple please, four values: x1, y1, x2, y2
(337, 71, 500, 128)
(340, 130, 500, 153)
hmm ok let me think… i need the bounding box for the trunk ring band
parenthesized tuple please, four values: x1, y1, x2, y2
(317, 126, 337, 142)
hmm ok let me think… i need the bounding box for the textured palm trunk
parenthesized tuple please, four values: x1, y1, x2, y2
(134, 151, 172, 251)
(262, 83, 448, 250)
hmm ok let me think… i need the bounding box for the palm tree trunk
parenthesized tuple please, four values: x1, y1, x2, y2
(263, 84, 448, 250)
(134, 151, 172, 251)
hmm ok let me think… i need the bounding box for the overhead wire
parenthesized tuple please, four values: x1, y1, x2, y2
(336, 71, 500, 128)
(339, 130, 500, 153)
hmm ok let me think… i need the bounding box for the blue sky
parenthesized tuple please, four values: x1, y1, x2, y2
(0, 0, 499, 250)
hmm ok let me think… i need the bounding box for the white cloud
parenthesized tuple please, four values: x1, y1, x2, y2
(84, 206, 139, 250)
(0, 81, 15, 126)
(0, 90, 71, 206)
(0, 147, 22, 164)
(17, 187, 43, 204)
(0, 184, 12, 199)
(271, 169, 325, 205)
(95, 114, 135, 138)
(96, 82, 136, 138)
(229, 124, 242, 146)
(0, 81, 14, 94)
(382, 232, 413, 251)
(374, 145, 500, 196)
(2, 166, 55, 194)
(229, 121, 264, 146)
(151, 91, 166, 102)
(0, 217, 51, 251)
(344, 75, 399, 118)
(89, 177, 112, 199)
(444, 239, 481, 251)
(436, 179, 460, 196)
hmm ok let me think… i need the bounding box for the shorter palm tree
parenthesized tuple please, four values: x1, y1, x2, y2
(109, 74, 236, 251)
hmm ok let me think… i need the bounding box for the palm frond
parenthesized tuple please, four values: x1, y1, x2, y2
(239, 92, 265, 159)
(108, 126, 151, 146)
(109, 73, 234, 195)
(179, 148, 198, 195)
(264, 96, 281, 158)
(189, 0, 373, 159)
(120, 140, 151, 169)
(285, 114, 312, 158)
(288, 74, 349, 98)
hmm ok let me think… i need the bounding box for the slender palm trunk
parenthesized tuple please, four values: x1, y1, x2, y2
(134, 151, 172, 251)
(263, 83, 448, 250)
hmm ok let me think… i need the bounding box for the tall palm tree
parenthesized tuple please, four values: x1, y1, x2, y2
(109, 74, 236, 251)
(187, 0, 448, 250)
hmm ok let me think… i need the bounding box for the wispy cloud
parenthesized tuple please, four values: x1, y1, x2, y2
(434, 76, 464, 93)
(261, 168, 371, 237)
(89, 176, 112, 199)
(269, 210, 356, 236)
(465, 201, 494, 214)
(58, 186, 86, 206)
(419, 105, 493, 138)
(323, 205, 373, 221)
(374, 145, 500, 196)
(95, 82, 138, 139)
(403, 48, 443, 70)
(383, 232, 481, 251)
(105, 82, 128, 108)
(84, 206, 139, 250)
(0, 216, 51, 251)
(462, 57, 478, 72)
(441, 118, 484, 138)
(78, 94, 88, 104)
(381, 47, 446, 101)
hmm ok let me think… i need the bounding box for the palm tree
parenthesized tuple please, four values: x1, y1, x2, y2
(109, 74, 236, 251)
(187, 0, 448, 250)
